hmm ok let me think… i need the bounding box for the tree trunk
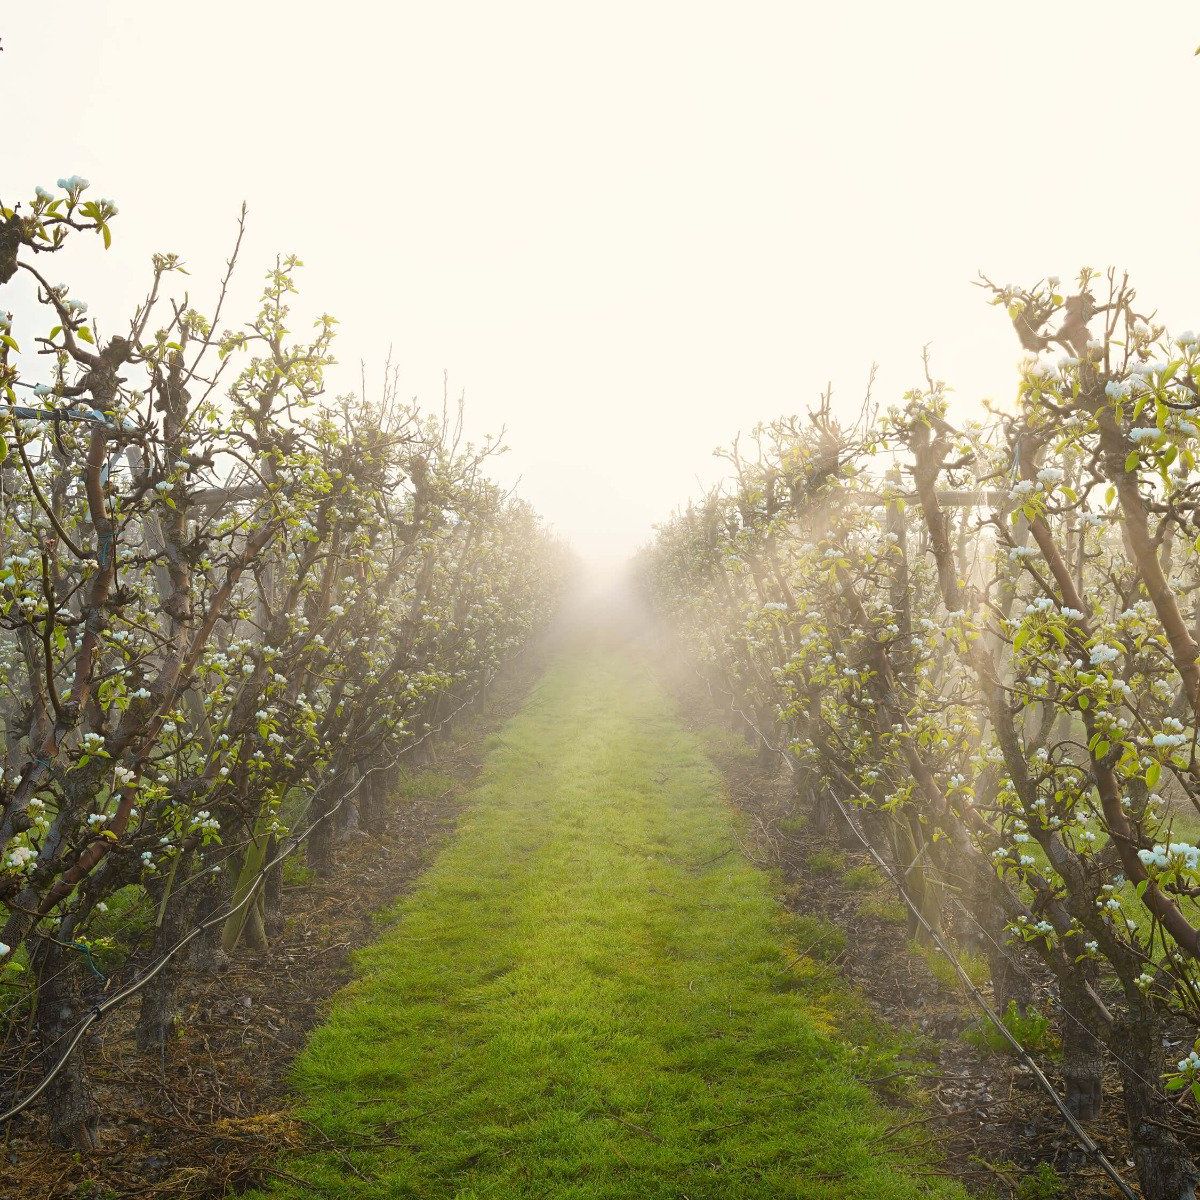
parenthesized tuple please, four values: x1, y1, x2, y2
(335, 770, 360, 838)
(33, 942, 99, 1149)
(360, 771, 387, 837)
(263, 835, 284, 939)
(184, 862, 228, 976)
(137, 937, 183, 1054)
(305, 789, 339, 878)
(408, 733, 437, 769)
(1115, 1010, 1199, 1200)
(755, 737, 776, 770)
(1058, 971, 1104, 1122)
(886, 814, 940, 945)
(221, 825, 272, 952)
(811, 790, 838, 837)
(796, 766, 832, 836)
(138, 849, 204, 1053)
(970, 869, 1034, 1013)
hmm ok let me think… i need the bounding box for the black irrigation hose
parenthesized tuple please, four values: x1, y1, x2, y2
(0, 670, 498, 1127)
(703, 677, 1141, 1200)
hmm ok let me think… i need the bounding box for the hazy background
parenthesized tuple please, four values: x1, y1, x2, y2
(3, 3, 1199, 569)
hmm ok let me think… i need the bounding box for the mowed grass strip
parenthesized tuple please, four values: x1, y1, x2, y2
(248, 648, 966, 1199)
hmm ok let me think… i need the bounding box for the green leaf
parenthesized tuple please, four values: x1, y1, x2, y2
(77, 326, 95, 345)
(1147, 761, 1162, 788)
(1125, 450, 1140, 473)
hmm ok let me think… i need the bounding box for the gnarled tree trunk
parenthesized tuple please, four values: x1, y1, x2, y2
(1115, 1010, 1199, 1200)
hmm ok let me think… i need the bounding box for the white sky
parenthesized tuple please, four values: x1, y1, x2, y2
(3, 3, 1199, 568)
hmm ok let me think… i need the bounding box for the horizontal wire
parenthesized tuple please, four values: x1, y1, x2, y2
(690, 666, 1140, 1200)
(0, 669, 498, 1126)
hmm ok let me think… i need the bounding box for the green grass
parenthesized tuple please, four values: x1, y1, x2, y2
(807, 848, 847, 875)
(784, 912, 848, 963)
(858, 891, 909, 924)
(282, 858, 316, 887)
(247, 648, 967, 1200)
(911, 941, 990, 996)
(778, 812, 809, 835)
(842, 863, 884, 891)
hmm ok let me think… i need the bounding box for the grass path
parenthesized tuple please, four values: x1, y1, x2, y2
(249, 647, 966, 1199)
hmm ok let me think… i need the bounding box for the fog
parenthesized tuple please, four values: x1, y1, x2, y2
(4, 2, 1200, 567)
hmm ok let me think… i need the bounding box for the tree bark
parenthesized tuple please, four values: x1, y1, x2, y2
(263, 835, 284, 939)
(969, 871, 1034, 1014)
(1115, 1011, 1199, 1200)
(1059, 971, 1104, 1122)
(33, 942, 99, 1149)
(305, 788, 339, 878)
(360, 771, 387, 837)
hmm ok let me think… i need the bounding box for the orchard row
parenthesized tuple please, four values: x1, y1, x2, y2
(643, 272, 1200, 1200)
(0, 181, 567, 1147)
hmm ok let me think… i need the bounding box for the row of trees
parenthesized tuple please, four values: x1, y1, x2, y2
(0, 182, 567, 1148)
(642, 272, 1200, 1200)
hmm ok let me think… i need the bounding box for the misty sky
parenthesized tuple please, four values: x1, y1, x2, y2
(4, 3, 1200, 566)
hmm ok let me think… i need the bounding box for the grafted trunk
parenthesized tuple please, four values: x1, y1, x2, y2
(796, 766, 835, 837)
(184, 863, 228, 976)
(981, 937, 1032, 1015)
(835, 800, 864, 850)
(33, 942, 99, 1149)
(408, 733, 438, 769)
(220, 825, 273, 953)
(136, 920, 186, 1054)
(811, 789, 838, 837)
(755, 736, 776, 770)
